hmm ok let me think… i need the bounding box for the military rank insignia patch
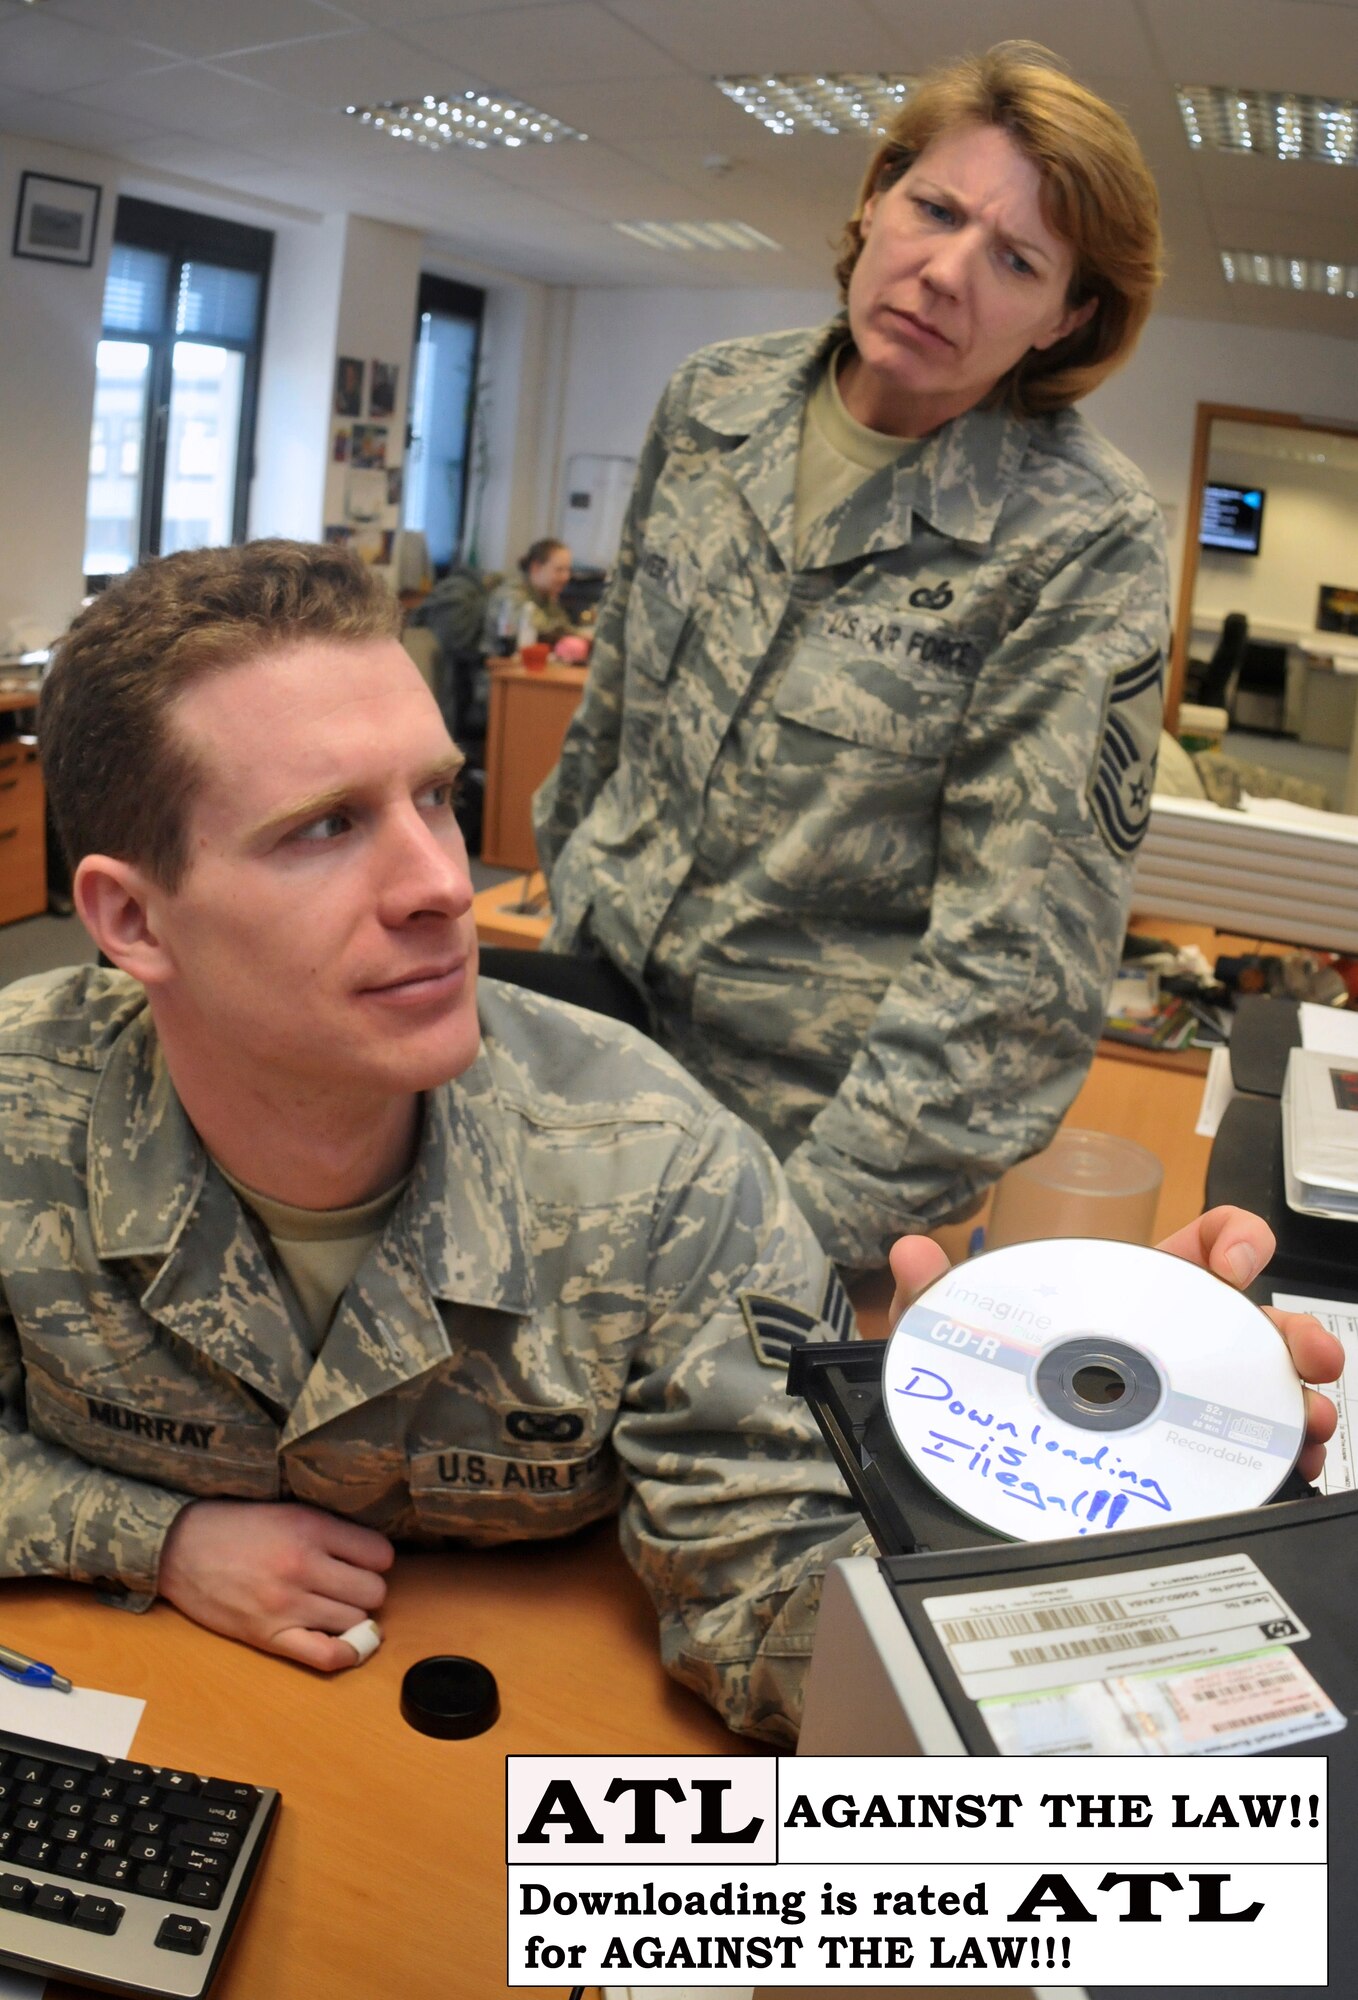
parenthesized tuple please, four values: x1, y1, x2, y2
(740, 1267, 856, 1368)
(1090, 651, 1164, 858)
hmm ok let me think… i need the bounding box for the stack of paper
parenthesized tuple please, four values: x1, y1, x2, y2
(1282, 1044, 1358, 1220)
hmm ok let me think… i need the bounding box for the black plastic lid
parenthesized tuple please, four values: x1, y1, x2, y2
(400, 1655, 500, 1739)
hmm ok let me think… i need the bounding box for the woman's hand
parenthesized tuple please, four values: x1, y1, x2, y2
(887, 1206, 1343, 1484)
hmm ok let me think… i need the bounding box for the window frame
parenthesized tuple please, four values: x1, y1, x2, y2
(406, 272, 484, 570)
(89, 196, 273, 581)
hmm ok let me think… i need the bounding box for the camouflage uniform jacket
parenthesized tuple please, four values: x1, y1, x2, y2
(0, 967, 866, 1743)
(534, 322, 1170, 1273)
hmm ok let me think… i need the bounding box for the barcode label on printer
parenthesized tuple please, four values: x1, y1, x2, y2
(977, 1646, 1346, 1758)
(923, 1551, 1310, 1701)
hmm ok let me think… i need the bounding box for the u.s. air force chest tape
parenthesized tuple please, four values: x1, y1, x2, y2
(407, 1428, 622, 1538)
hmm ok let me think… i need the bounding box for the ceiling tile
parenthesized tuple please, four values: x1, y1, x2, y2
(58, 63, 284, 142)
(608, 0, 894, 75)
(208, 29, 458, 107)
(43, 0, 357, 62)
(862, 0, 1158, 80)
(402, 3, 684, 88)
(0, 10, 173, 92)
(1142, 0, 1358, 98)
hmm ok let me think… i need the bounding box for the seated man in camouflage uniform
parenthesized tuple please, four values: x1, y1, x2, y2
(0, 542, 1340, 1745)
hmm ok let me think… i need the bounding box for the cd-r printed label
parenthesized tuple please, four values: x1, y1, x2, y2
(979, 1645, 1345, 1756)
(923, 1552, 1312, 1701)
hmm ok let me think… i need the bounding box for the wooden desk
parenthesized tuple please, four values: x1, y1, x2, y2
(2, 1526, 740, 2000)
(0, 735, 46, 926)
(481, 662, 585, 872)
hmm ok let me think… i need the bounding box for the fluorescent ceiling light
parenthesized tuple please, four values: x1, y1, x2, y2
(1179, 86, 1357, 165)
(714, 74, 915, 137)
(344, 92, 584, 152)
(1221, 249, 1358, 297)
(613, 219, 782, 252)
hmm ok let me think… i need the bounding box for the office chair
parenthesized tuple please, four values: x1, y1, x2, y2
(1193, 611, 1249, 709)
(1231, 638, 1291, 734)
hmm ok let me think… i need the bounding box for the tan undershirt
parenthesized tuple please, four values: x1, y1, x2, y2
(793, 345, 917, 562)
(217, 1163, 410, 1351)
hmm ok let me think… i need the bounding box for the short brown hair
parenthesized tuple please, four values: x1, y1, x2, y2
(834, 42, 1163, 416)
(41, 540, 401, 891)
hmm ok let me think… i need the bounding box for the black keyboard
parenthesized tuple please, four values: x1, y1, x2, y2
(0, 1727, 278, 1997)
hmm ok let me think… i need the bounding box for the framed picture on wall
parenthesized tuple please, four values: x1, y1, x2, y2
(12, 171, 102, 266)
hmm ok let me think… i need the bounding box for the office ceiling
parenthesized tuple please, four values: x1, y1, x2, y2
(2, 0, 1358, 338)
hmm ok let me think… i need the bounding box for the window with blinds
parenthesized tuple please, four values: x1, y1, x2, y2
(83, 198, 272, 579)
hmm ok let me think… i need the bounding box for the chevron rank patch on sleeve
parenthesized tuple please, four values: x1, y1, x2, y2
(740, 1266, 856, 1369)
(1090, 649, 1164, 858)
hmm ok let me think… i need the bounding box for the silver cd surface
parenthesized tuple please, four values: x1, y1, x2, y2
(882, 1238, 1306, 1543)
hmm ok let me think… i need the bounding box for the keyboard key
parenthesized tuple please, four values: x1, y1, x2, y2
(71, 1894, 123, 1934)
(55, 1849, 97, 1880)
(86, 1777, 121, 1803)
(122, 1787, 159, 1812)
(50, 1767, 85, 1795)
(126, 1836, 165, 1864)
(156, 1914, 210, 1955)
(183, 1824, 238, 1854)
(130, 1811, 168, 1838)
(89, 1829, 123, 1855)
(136, 1864, 174, 1898)
(94, 1855, 134, 1889)
(18, 1784, 51, 1809)
(200, 1780, 259, 1807)
(0, 1874, 32, 1910)
(92, 1803, 128, 1829)
(106, 1762, 153, 1785)
(154, 1767, 198, 1793)
(12, 1810, 47, 1837)
(16, 1838, 53, 1868)
(31, 1884, 77, 1923)
(12, 1759, 47, 1785)
(173, 1872, 223, 1910)
(51, 1821, 86, 1846)
(169, 1845, 227, 1878)
(161, 1796, 248, 1830)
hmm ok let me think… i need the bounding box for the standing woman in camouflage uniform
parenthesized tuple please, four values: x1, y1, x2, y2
(534, 43, 1169, 1275)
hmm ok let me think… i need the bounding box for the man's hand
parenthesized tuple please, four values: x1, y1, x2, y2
(157, 1500, 395, 1671)
(890, 1205, 1343, 1485)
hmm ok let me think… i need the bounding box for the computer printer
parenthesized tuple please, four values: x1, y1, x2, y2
(762, 1339, 1357, 2000)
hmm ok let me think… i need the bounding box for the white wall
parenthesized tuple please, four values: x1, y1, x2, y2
(0, 133, 114, 641)
(248, 212, 347, 544)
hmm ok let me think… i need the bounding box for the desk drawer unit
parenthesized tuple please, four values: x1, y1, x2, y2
(0, 740, 45, 926)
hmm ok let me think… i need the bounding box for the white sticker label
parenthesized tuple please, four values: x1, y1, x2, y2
(1272, 1291, 1357, 1496)
(980, 1645, 1346, 1757)
(923, 1552, 1309, 1700)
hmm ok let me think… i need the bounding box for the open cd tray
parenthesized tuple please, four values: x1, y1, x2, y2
(788, 1339, 1318, 1558)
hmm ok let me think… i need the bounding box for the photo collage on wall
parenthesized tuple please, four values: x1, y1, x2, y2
(326, 355, 403, 567)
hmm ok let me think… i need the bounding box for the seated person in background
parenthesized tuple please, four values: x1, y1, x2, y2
(0, 542, 1339, 1744)
(482, 537, 589, 656)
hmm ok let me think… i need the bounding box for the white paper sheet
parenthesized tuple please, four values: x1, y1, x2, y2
(0, 1676, 145, 1998)
(1271, 1292, 1357, 1497)
(1299, 1000, 1358, 1058)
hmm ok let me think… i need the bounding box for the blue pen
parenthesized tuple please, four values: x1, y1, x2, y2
(0, 1642, 72, 1693)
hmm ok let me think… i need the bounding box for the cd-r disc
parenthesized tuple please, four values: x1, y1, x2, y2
(882, 1239, 1306, 1542)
